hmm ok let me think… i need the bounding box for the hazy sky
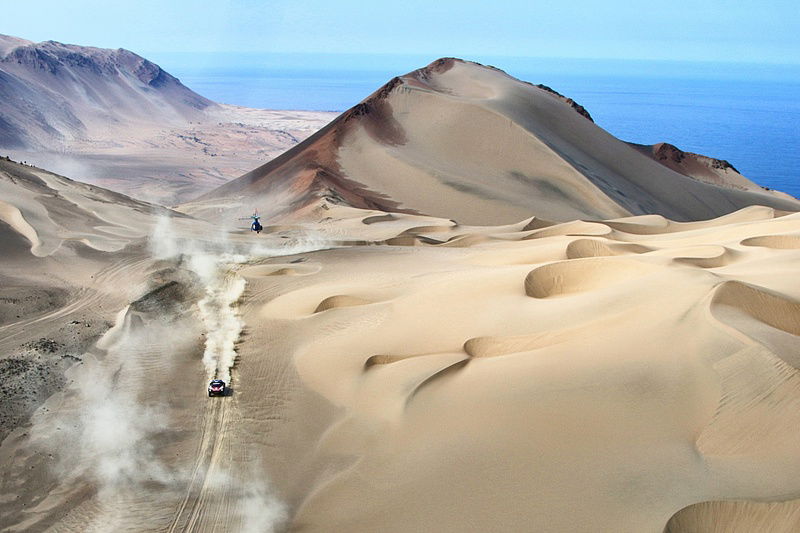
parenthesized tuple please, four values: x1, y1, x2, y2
(1, 0, 798, 64)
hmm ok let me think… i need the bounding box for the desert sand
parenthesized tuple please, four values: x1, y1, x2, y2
(2, 153, 800, 532)
(2, 53, 800, 532)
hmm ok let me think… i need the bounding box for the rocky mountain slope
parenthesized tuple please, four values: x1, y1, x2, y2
(0, 34, 335, 205)
(0, 34, 213, 150)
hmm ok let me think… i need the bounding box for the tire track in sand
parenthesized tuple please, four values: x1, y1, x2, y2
(168, 263, 245, 533)
(167, 397, 229, 532)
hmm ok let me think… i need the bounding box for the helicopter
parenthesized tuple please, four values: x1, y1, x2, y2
(239, 209, 263, 233)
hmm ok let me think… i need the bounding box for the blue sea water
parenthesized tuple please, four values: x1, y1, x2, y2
(166, 55, 800, 197)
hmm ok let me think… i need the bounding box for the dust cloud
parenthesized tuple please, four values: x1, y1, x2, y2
(150, 215, 331, 382)
(26, 215, 333, 531)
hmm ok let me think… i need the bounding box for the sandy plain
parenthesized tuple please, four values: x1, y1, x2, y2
(5, 104, 335, 206)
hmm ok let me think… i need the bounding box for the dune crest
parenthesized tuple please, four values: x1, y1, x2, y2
(524, 257, 658, 298)
(0, 199, 40, 253)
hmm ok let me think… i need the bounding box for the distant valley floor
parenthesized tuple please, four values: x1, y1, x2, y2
(5, 104, 335, 206)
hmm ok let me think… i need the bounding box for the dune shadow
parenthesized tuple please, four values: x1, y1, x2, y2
(672, 246, 739, 268)
(405, 358, 470, 405)
(741, 235, 800, 250)
(524, 257, 657, 298)
(314, 294, 373, 313)
(565, 238, 651, 259)
(710, 281, 800, 338)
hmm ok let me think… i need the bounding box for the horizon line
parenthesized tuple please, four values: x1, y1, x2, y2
(143, 50, 800, 67)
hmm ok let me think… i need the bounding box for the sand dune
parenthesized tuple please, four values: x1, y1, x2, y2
(2, 152, 800, 531)
(524, 256, 659, 298)
(565, 238, 652, 258)
(197, 58, 799, 226)
(255, 205, 800, 532)
(0, 157, 178, 256)
(742, 234, 800, 249)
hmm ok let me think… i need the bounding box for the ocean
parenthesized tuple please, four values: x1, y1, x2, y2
(163, 55, 800, 197)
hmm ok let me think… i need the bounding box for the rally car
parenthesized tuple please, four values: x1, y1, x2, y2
(208, 379, 226, 397)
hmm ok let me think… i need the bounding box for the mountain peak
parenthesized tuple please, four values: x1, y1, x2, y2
(0, 34, 214, 151)
(0, 34, 33, 58)
(197, 57, 799, 224)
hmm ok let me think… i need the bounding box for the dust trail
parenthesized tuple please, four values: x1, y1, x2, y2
(17, 218, 329, 531)
(240, 477, 288, 533)
(199, 468, 287, 533)
(76, 308, 174, 491)
(196, 261, 246, 382)
(151, 215, 333, 383)
(145, 215, 333, 529)
(36, 303, 200, 532)
(69, 346, 171, 490)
